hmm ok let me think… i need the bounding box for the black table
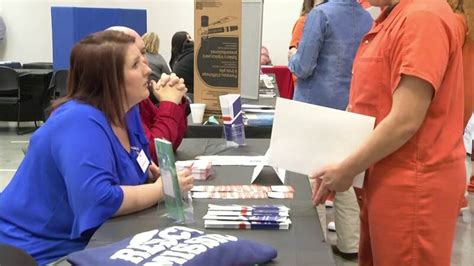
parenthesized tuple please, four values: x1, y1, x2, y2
(86, 139, 333, 265)
(185, 76, 278, 138)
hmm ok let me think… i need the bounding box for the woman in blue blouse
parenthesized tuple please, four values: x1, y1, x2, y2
(0, 31, 193, 265)
(288, 0, 373, 110)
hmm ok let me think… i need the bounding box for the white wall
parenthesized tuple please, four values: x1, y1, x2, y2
(0, 0, 299, 66)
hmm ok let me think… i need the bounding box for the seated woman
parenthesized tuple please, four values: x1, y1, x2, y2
(169, 31, 192, 70)
(171, 32, 194, 96)
(260, 46, 272, 66)
(0, 31, 193, 265)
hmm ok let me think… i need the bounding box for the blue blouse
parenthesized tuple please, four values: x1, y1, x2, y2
(289, 0, 373, 110)
(0, 100, 150, 265)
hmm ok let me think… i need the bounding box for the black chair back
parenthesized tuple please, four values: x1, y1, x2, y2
(43, 70, 68, 120)
(50, 70, 68, 99)
(0, 66, 20, 98)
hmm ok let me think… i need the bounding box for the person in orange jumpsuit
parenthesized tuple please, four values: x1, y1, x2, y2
(289, 0, 320, 50)
(311, 0, 466, 265)
(449, 0, 474, 210)
(288, 0, 321, 84)
(449, 0, 473, 128)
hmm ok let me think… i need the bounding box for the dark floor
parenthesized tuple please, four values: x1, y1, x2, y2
(0, 121, 473, 265)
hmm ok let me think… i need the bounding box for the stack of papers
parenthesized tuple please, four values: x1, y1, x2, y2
(204, 204, 291, 230)
(175, 160, 212, 180)
(191, 185, 294, 199)
(241, 104, 274, 126)
(195, 155, 266, 166)
(241, 104, 275, 114)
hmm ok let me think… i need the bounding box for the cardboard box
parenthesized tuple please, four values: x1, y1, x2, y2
(194, 0, 242, 116)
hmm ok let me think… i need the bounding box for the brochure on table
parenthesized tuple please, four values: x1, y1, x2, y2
(154, 138, 194, 223)
(194, 0, 242, 116)
(219, 94, 245, 146)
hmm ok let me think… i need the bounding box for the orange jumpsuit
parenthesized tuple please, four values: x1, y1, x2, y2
(453, 12, 474, 209)
(453, 13, 474, 129)
(289, 15, 307, 84)
(289, 15, 306, 49)
(347, 0, 466, 265)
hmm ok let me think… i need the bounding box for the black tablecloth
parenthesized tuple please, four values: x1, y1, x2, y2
(86, 139, 333, 265)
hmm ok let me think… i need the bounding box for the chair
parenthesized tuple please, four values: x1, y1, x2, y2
(22, 62, 53, 69)
(50, 70, 68, 99)
(43, 70, 68, 120)
(0, 244, 37, 266)
(0, 66, 30, 134)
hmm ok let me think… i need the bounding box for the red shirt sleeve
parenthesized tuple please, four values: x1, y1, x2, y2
(139, 98, 188, 163)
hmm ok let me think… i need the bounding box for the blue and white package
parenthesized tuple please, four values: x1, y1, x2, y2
(67, 226, 277, 266)
(219, 94, 245, 146)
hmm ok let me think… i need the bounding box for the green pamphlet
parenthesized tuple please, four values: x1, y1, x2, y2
(154, 138, 193, 223)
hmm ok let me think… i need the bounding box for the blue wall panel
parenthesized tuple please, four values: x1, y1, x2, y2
(51, 7, 147, 70)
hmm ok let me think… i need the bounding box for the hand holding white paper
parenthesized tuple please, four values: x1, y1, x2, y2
(267, 98, 375, 188)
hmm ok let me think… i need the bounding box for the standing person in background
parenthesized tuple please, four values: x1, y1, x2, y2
(108, 27, 189, 163)
(312, 0, 466, 265)
(288, 0, 324, 84)
(288, 0, 373, 256)
(169, 31, 191, 70)
(448, 0, 474, 213)
(260, 46, 272, 66)
(289, 0, 321, 51)
(173, 35, 195, 97)
(142, 32, 171, 82)
(448, 0, 473, 129)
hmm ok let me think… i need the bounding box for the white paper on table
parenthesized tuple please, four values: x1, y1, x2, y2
(259, 94, 276, 98)
(195, 155, 266, 166)
(267, 98, 375, 188)
(242, 104, 274, 109)
(243, 109, 275, 114)
(263, 79, 275, 89)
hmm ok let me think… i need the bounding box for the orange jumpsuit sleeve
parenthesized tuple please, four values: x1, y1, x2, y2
(391, 11, 451, 95)
(289, 16, 307, 49)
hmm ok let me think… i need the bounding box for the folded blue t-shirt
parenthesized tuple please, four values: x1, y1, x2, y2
(68, 226, 277, 265)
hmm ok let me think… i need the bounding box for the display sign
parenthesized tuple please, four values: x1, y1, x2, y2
(194, 0, 242, 116)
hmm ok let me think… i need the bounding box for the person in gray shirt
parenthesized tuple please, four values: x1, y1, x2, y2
(142, 32, 171, 82)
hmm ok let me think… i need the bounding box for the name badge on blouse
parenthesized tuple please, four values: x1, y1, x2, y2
(136, 149, 150, 173)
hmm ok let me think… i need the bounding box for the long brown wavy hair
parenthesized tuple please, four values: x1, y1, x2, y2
(52, 31, 135, 127)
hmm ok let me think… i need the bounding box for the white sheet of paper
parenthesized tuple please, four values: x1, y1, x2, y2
(242, 104, 274, 109)
(243, 109, 275, 114)
(195, 155, 266, 166)
(267, 98, 375, 188)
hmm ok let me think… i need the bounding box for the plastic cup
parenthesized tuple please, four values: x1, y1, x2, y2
(190, 103, 206, 124)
